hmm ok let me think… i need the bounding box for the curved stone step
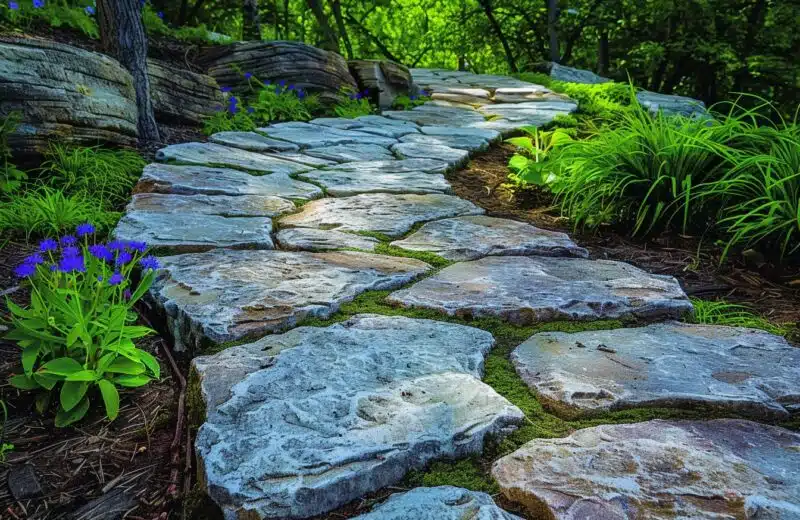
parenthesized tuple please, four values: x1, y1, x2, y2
(258, 121, 398, 148)
(492, 419, 800, 520)
(209, 131, 300, 152)
(387, 256, 692, 323)
(297, 168, 452, 197)
(303, 143, 395, 163)
(511, 322, 800, 418)
(275, 228, 380, 251)
(352, 486, 522, 519)
(193, 315, 524, 519)
(156, 142, 312, 174)
(149, 250, 431, 352)
(126, 193, 295, 218)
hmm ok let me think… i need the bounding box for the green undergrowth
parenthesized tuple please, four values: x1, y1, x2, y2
(688, 297, 790, 336)
(372, 243, 453, 268)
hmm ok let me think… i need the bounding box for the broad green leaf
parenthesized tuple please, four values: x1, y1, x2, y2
(55, 396, 89, 427)
(66, 324, 82, 347)
(40, 357, 83, 376)
(106, 357, 145, 375)
(508, 154, 531, 173)
(21, 345, 41, 375)
(35, 392, 51, 415)
(65, 370, 100, 382)
(113, 374, 152, 388)
(5, 299, 34, 319)
(33, 373, 59, 390)
(136, 350, 161, 379)
(60, 381, 89, 412)
(9, 374, 39, 390)
(97, 380, 120, 421)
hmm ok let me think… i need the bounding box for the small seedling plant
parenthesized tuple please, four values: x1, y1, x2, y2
(4, 224, 161, 427)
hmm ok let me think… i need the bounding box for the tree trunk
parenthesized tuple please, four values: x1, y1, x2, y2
(306, 0, 340, 52)
(547, 0, 559, 62)
(178, 0, 189, 24)
(477, 0, 517, 72)
(283, 0, 289, 39)
(330, 0, 353, 59)
(345, 13, 402, 63)
(598, 30, 609, 75)
(243, 0, 262, 40)
(97, 0, 159, 143)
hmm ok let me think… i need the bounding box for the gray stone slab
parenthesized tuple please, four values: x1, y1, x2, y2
(312, 116, 420, 138)
(324, 158, 449, 174)
(492, 419, 800, 520)
(304, 143, 394, 163)
(149, 250, 431, 351)
(420, 125, 501, 143)
(280, 193, 484, 237)
(114, 212, 273, 253)
(193, 314, 523, 519)
(513, 322, 800, 418)
(136, 164, 322, 200)
(478, 101, 577, 124)
(275, 228, 380, 251)
(383, 106, 487, 127)
(391, 216, 588, 261)
(126, 193, 295, 217)
(354, 487, 522, 520)
(493, 86, 553, 103)
(387, 256, 692, 323)
(637, 90, 708, 118)
(391, 142, 470, 168)
(546, 63, 611, 84)
(298, 169, 452, 197)
(400, 133, 490, 153)
(155, 142, 309, 174)
(258, 122, 397, 148)
(209, 131, 299, 152)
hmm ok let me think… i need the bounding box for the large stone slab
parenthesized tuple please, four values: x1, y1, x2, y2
(298, 168, 452, 197)
(126, 193, 295, 217)
(387, 256, 692, 323)
(353, 487, 522, 519)
(311, 116, 420, 138)
(114, 212, 273, 253)
(637, 90, 708, 118)
(275, 228, 380, 251)
(400, 133, 490, 153)
(324, 158, 449, 174)
(420, 125, 501, 143)
(391, 216, 588, 261)
(304, 143, 394, 163)
(512, 322, 800, 418)
(156, 142, 309, 174)
(280, 193, 484, 237)
(493, 86, 561, 103)
(492, 419, 800, 520)
(150, 250, 431, 351)
(193, 315, 524, 519)
(348, 59, 412, 109)
(258, 122, 397, 148)
(135, 164, 322, 200)
(210, 131, 300, 152)
(383, 105, 487, 127)
(533, 62, 611, 84)
(478, 101, 577, 125)
(148, 58, 224, 125)
(391, 142, 470, 168)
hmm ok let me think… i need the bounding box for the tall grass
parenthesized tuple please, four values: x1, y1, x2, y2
(689, 298, 786, 335)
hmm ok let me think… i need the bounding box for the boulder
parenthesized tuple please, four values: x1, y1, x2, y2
(636, 90, 708, 118)
(348, 59, 413, 108)
(492, 419, 800, 520)
(533, 62, 611, 84)
(0, 36, 137, 155)
(353, 487, 523, 519)
(275, 228, 380, 251)
(147, 58, 224, 125)
(199, 40, 357, 103)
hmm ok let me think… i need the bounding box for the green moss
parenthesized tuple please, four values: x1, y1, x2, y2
(354, 230, 395, 242)
(186, 368, 206, 430)
(373, 243, 452, 268)
(405, 458, 498, 494)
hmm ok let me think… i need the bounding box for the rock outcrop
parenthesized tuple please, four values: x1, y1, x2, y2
(353, 486, 523, 519)
(148, 58, 224, 124)
(348, 59, 413, 108)
(533, 61, 611, 84)
(636, 90, 708, 118)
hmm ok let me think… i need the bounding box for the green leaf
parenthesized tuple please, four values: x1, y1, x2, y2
(113, 374, 152, 388)
(40, 357, 83, 376)
(33, 373, 58, 390)
(21, 345, 41, 375)
(106, 357, 145, 375)
(5, 299, 34, 319)
(66, 324, 82, 347)
(65, 370, 100, 382)
(9, 374, 39, 390)
(508, 154, 531, 172)
(136, 350, 161, 379)
(35, 392, 51, 415)
(55, 396, 89, 427)
(60, 381, 89, 412)
(97, 380, 120, 421)
(506, 137, 536, 154)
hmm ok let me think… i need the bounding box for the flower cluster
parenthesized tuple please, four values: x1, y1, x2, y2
(348, 89, 370, 100)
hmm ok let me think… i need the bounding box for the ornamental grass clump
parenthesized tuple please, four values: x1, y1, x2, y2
(4, 224, 161, 427)
(333, 89, 374, 118)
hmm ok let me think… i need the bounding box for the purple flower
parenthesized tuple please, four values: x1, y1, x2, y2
(61, 246, 80, 257)
(287, 84, 295, 91)
(420, 90, 429, 97)
(139, 255, 160, 271)
(115, 251, 133, 266)
(228, 96, 239, 114)
(156, 11, 164, 18)
(58, 254, 85, 273)
(76, 223, 95, 236)
(126, 241, 147, 253)
(297, 90, 306, 99)
(8, 1, 19, 9)
(349, 93, 357, 100)
(32, 0, 44, 8)
(246, 106, 255, 114)
(108, 272, 124, 286)
(244, 72, 252, 79)
(263, 80, 271, 86)
(123, 289, 132, 300)
(220, 86, 233, 93)
(25, 253, 44, 265)
(108, 240, 126, 251)
(97, 275, 103, 282)
(89, 244, 113, 261)
(278, 80, 286, 89)
(39, 238, 58, 252)
(14, 262, 36, 278)
(84, 5, 95, 15)
(60, 235, 77, 247)
(410, 95, 417, 101)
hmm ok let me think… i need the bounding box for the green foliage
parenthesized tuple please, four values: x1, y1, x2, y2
(333, 90, 373, 119)
(4, 229, 161, 427)
(0, 112, 27, 197)
(405, 458, 498, 494)
(1, 1, 99, 39)
(248, 81, 317, 123)
(391, 91, 431, 111)
(0, 400, 13, 462)
(506, 126, 574, 188)
(141, 3, 170, 36)
(173, 23, 232, 44)
(202, 109, 256, 135)
(688, 298, 786, 335)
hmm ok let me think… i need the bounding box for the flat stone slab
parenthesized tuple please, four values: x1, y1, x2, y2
(383, 106, 487, 127)
(304, 143, 394, 163)
(400, 132, 489, 153)
(209, 131, 299, 152)
(114, 212, 273, 253)
(275, 228, 379, 251)
(126, 193, 295, 217)
(193, 315, 523, 519)
(311, 115, 420, 138)
(512, 322, 800, 418)
(637, 90, 707, 118)
(392, 142, 469, 168)
(420, 125, 501, 143)
(493, 86, 558, 103)
(353, 486, 522, 519)
(298, 169, 452, 197)
(492, 419, 800, 520)
(136, 164, 322, 200)
(387, 256, 692, 323)
(324, 158, 449, 174)
(280, 193, 484, 237)
(390, 216, 588, 261)
(150, 250, 431, 351)
(258, 122, 397, 148)
(478, 101, 577, 124)
(155, 142, 309, 174)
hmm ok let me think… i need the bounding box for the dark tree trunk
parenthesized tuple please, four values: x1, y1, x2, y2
(598, 30, 609, 75)
(547, 0, 559, 62)
(330, 0, 353, 59)
(478, 0, 517, 72)
(97, 0, 159, 143)
(243, 0, 262, 40)
(178, 0, 189, 24)
(187, 0, 208, 24)
(283, 0, 289, 38)
(306, 0, 340, 52)
(733, 0, 768, 92)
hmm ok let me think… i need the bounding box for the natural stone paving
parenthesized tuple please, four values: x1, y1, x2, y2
(492, 419, 800, 520)
(388, 256, 692, 323)
(310, 115, 421, 138)
(399, 132, 490, 153)
(352, 486, 522, 519)
(257, 121, 398, 148)
(391, 142, 470, 167)
(209, 131, 300, 152)
(298, 168, 452, 196)
(514, 322, 800, 418)
(391, 216, 588, 261)
(193, 315, 524, 519)
(126, 193, 295, 217)
(280, 193, 484, 237)
(155, 141, 312, 174)
(149, 250, 431, 352)
(135, 163, 323, 200)
(323, 157, 449, 174)
(275, 228, 380, 251)
(303, 143, 395, 162)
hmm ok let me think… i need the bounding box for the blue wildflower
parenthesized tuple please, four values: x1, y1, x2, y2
(60, 235, 77, 247)
(410, 95, 417, 101)
(39, 238, 58, 252)
(244, 72, 252, 79)
(263, 80, 271, 86)
(14, 262, 36, 278)
(287, 84, 295, 91)
(8, 1, 19, 9)
(228, 96, 239, 114)
(297, 90, 306, 99)
(115, 251, 133, 266)
(84, 5, 95, 15)
(108, 272, 124, 286)
(349, 93, 357, 100)
(247, 106, 255, 114)
(61, 246, 80, 257)
(139, 255, 160, 271)
(278, 80, 286, 89)
(126, 241, 147, 253)
(32, 0, 44, 8)
(76, 223, 95, 237)
(97, 275, 103, 282)
(123, 289, 132, 300)
(108, 240, 126, 251)
(89, 244, 113, 261)
(25, 253, 44, 265)
(58, 254, 85, 273)
(220, 86, 233, 93)
(157, 11, 164, 18)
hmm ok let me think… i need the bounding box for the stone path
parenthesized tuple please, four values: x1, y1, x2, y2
(114, 68, 799, 519)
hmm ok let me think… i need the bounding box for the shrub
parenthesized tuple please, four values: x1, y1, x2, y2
(506, 126, 574, 187)
(248, 79, 318, 123)
(1, 0, 99, 39)
(4, 226, 161, 427)
(202, 108, 256, 135)
(333, 89, 373, 119)
(688, 298, 786, 335)
(391, 90, 431, 110)
(141, 3, 169, 36)
(0, 111, 26, 197)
